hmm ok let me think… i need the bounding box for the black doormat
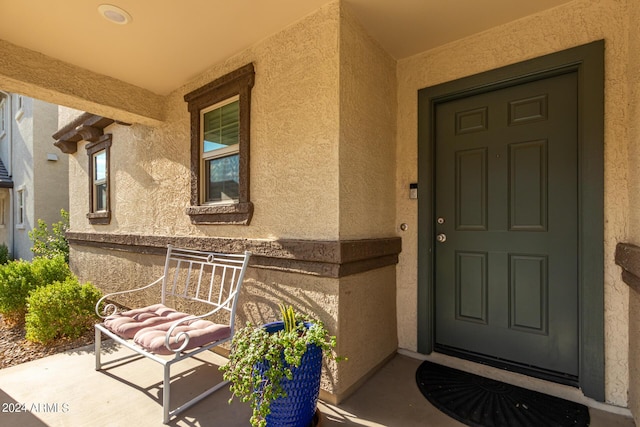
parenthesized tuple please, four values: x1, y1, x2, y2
(416, 361, 590, 427)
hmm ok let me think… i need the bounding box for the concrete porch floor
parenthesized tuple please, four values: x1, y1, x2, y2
(0, 341, 634, 427)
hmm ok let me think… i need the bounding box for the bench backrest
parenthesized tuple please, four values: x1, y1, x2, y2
(161, 245, 251, 331)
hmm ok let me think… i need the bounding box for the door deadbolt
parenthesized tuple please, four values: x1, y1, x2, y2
(437, 217, 445, 224)
(436, 233, 447, 243)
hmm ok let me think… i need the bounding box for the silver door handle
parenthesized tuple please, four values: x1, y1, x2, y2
(436, 233, 447, 243)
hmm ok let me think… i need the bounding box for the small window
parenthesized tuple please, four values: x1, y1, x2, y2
(16, 188, 24, 228)
(0, 197, 5, 227)
(184, 63, 254, 225)
(93, 150, 108, 211)
(201, 96, 240, 204)
(86, 135, 112, 224)
(0, 97, 6, 137)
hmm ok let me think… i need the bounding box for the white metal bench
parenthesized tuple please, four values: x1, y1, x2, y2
(94, 245, 251, 424)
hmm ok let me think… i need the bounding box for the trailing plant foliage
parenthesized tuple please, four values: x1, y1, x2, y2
(221, 305, 343, 427)
(0, 255, 72, 323)
(28, 209, 70, 262)
(25, 277, 102, 344)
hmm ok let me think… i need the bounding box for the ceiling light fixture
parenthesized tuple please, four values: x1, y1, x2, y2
(98, 4, 132, 25)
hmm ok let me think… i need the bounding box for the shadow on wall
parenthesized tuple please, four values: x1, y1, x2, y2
(237, 270, 340, 393)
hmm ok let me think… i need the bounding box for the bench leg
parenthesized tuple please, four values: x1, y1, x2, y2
(163, 363, 171, 424)
(95, 326, 102, 371)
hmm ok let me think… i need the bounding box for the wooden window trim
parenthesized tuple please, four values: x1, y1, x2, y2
(86, 134, 112, 225)
(184, 63, 254, 225)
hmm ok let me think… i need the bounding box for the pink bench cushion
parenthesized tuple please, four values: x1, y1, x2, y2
(103, 304, 189, 339)
(133, 318, 231, 355)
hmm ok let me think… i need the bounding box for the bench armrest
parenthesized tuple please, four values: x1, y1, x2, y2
(95, 276, 165, 319)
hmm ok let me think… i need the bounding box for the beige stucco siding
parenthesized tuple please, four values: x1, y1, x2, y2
(338, 5, 397, 239)
(32, 99, 68, 227)
(69, 2, 341, 241)
(625, 0, 640, 422)
(395, 0, 633, 407)
(0, 39, 164, 127)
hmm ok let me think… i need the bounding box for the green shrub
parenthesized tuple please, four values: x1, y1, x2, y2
(25, 277, 102, 344)
(0, 256, 72, 323)
(0, 260, 37, 323)
(31, 255, 71, 287)
(0, 243, 11, 265)
(28, 209, 69, 262)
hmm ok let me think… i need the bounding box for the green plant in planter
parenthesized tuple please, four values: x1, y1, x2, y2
(221, 304, 342, 427)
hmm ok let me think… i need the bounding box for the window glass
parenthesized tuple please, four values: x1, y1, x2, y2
(201, 97, 239, 204)
(92, 150, 107, 212)
(94, 151, 106, 181)
(17, 189, 24, 224)
(203, 100, 239, 153)
(205, 154, 239, 203)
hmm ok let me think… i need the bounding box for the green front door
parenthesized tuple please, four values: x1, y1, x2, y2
(434, 71, 579, 380)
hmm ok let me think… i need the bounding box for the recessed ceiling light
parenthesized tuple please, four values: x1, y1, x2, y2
(98, 4, 132, 25)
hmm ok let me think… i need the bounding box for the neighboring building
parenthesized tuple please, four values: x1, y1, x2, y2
(5, 0, 640, 424)
(0, 92, 68, 260)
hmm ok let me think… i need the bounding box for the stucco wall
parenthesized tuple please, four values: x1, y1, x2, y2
(395, 0, 632, 406)
(68, 2, 341, 241)
(624, 0, 640, 422)
(338, 5, 397, 239)
(0, 39, 164, 127)
(32, 99, 68, 227)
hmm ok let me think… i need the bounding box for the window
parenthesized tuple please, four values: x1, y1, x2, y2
(0, 197, 5, 227)
(184, 63, 254, 225)
(86, 134, 112, 224)
(0, 97, 5, 137)
(93, 150, 107, 211)
(16, 187, 24, 228)
(201, 96, 240, 203)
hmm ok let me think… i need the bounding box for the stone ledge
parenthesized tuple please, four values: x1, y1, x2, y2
(615, 242, 640, 290)
(66, 232, 401, 278)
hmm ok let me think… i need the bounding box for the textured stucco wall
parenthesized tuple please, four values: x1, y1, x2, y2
(68, 2, 341, 241)
(625, 0, 640, 422)
(57, 106, 84, 129)
(32, 99, 68, 227)
(338, 5, 397, 239)
(337, 266, 397, 396)
(0, 39, 164, 127)
(396, 0, 631, 407)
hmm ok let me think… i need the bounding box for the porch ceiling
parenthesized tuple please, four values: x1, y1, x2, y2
(0, 0, 574, 96)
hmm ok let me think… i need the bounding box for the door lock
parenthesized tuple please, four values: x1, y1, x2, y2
(437, 217, 445, 224)
(436, 233, 447, 243)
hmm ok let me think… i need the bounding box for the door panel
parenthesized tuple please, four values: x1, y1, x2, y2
(434, 72, 578, 378)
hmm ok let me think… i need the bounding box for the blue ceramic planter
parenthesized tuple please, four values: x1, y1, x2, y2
(259, 321, 323, 427)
